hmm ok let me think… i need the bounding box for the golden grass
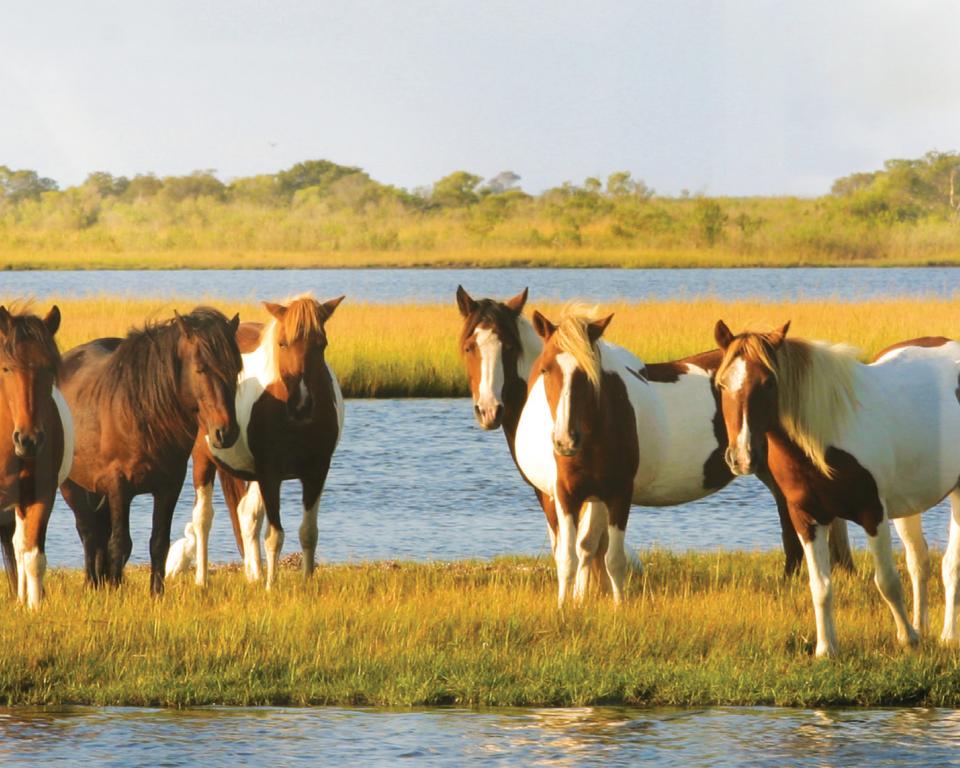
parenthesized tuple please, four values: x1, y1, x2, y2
(5, 295, 960, 396)
(3, 552, 960, 707)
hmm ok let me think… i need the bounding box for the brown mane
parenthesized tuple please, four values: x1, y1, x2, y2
(458, 298, 523, 351)
(91, 307, 241, 455)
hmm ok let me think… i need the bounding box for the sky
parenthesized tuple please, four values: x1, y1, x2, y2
(3, 0, 959, 196)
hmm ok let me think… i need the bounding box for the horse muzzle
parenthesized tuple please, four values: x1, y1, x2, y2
(209, 422, 240, 450)
(474, 402, 504, 430)
(724, 446, 754, 476)
(13, 428, 45, 459)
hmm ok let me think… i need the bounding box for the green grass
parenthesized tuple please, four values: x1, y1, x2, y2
(4, 552, 960, 708)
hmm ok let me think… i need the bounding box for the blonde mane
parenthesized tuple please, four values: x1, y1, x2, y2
(717, 333, 861, 476)
(260, 293, 329, 382)
(554, 303, 604, 394)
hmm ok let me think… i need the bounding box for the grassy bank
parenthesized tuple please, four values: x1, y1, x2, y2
(4, 552, 960, 708)
(2, 246, 960, 270)
(11, 296, 960, 397)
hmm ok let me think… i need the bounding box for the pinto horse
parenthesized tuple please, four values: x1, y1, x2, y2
(514, 305, 850, 607)
(455, 287, 611, 574)
(189, 294, 344, 589)
(714, 321, 960, 656)
(0, 305, 72, 608)
(59, 308, 242, 595)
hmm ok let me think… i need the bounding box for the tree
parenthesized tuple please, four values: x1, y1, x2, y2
(431, 171, 483, 207)
(694, 199, 727, 246)
(605, 171, 653, 199)
(160, 171, 225, 202)
(0, 166, 57, 202)
(276, 159, 363, 199)
(483, 171, 521, 194)
(83, 172, 129, 198)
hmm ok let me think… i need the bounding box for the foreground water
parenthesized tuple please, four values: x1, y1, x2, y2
(2, 706, 958, 767)
(4, 266, 960, 303)
(41, 399, 951, 569)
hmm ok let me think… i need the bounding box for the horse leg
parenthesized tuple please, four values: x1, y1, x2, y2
(300, 467, 329, 578)
(149, 483, 181, 597)
(536, 489, 559, 556)
(940, 490, 960, 643)
(828, 519, 855, 573)
(866, 515, 918, 649)
(260, 477, 284, 590)
(191, 448, 217, 588)
(603, 496, 631, 606)
(760, 473, 803, 578)
(17, 498, 53, 609)
(573, 501, 608, 602)
(61, 479, 106, 587)
(798, 521, 838, 657)
(892, 514, 930, 635)
(0, 510, 16, 593)
(554, 495, 579, 608)
(236, 481, 265, 582)
(105, 483, 131, 587)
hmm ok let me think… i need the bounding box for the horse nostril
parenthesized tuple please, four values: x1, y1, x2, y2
(570, 430, 581, 447)
(215, 428, 225, 445)
(12, 431, 21, 447)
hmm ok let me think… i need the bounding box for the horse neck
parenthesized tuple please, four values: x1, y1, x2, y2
(499, 317, 543, 450)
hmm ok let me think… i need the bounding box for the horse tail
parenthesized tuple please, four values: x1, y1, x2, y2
(218, 468, 248, 558)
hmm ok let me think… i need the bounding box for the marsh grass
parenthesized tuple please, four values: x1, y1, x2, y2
(13, 295, 960, 397)
(4, 552, 960, 707)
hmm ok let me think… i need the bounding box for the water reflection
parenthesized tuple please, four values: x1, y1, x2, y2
(0, 706, 958, 767)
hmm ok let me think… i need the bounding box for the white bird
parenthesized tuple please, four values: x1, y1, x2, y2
(165, 521, 197, 578)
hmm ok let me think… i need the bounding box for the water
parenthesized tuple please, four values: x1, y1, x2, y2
(1, 706, 958, 766)
(4, 266, 960, 303)
(41, 399, 952, 570)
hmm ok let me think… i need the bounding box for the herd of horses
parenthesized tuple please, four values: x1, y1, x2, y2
(2, 286, 960, 659)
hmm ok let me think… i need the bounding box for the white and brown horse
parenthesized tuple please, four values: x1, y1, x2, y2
(189, 294, 344, 589)
(513, 305, 850, 607)
(0, 305, 72, 608)
(714, 322, 960, 656)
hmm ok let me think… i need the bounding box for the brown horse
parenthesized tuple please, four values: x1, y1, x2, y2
(189, 294, 344, 588)
(59, 307, 242, 595)
(456, 286, 612, 591)
(0, 304, 71, 608)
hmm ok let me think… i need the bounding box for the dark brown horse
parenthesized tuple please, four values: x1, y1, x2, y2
(0, 304, 71, 608)
(59, 307, 241, 595)
(189, 294, 344, 588)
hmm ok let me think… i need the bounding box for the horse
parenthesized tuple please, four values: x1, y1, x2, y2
(513, 305, 850, 607)
(58, 307, 242, 595)
(189, 294, 344, 589)
(714, 320, 960, 656)
(0, 304, 72, 608)
(455, 287, 612, 577)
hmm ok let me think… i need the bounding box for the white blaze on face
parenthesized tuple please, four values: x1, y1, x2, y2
(721, 358, 752, 470)
(724, 357, 747, 394)
(554, 352, 579, 449)
(475, 327, 504, 420)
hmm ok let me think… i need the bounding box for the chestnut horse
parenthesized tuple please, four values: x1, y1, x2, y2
(514, 305, 850, 606)
(0, 305, 72, 608)
(714, 321, 960, 656)
(189, 294, 344, 589)
(59, 308, 242, 595)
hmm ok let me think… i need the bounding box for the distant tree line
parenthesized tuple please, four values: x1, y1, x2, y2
(0, 152, 957, 260)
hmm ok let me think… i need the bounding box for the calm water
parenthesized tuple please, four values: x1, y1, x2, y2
(2, 706, 959, 766)
(4, 266, 960, 303)
(41, 399, 952, 569)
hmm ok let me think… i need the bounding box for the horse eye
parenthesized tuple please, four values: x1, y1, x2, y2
(279, 341, 288, 349)
(465, 343, 475, 354)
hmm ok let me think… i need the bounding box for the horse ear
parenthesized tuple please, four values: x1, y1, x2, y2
(43, 305, 61, 336)
(0, 306, 11, 334)
(770, 321, 791, 348)
(456, 285, 478, 318)
(532, 310, 556, 340)
(322, 295, 345, 318)
(228, 313, 240, 334)
(587, 314, 613, 343)
(714, 319, 734, 350)
(174, 310, 193, 339)
(263, 301, 287, 321)
(504, 287, 528, 315)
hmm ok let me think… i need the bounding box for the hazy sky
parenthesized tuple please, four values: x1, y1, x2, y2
(4, 1, 959, 195)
